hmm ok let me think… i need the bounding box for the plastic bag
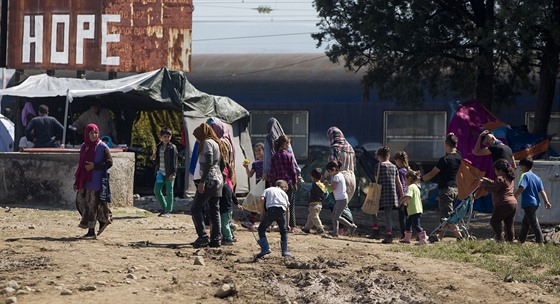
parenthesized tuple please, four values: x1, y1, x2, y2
(243, 180, 265, 213)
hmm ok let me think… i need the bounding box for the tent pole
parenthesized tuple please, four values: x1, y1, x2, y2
(62, 91, 70, 148)
(0, 67, 4, 112)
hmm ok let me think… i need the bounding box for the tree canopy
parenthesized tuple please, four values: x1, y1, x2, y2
(312, 0, 559, 135)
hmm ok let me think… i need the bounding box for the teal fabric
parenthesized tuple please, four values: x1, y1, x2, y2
(220, 211, 233, 241)
(154, 177, 175, 212)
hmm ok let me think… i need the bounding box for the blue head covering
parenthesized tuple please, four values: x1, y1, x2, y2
(100, 136, 113, 148)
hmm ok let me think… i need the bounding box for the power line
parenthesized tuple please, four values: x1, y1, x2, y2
(194, 19, 319, 23)
(193, 32, 314, 41)
(195, 1, 312, 3)
(196, 14, 317, 17)
(196, 4, 312, 11)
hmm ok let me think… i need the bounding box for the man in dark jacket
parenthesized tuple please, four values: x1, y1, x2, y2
(25, 104, 64, 148)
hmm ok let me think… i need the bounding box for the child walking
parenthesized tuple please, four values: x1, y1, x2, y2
(268, 135, 298, 231)
(514, 157, 552, 244)
(242, 142, 265, 230)
(256, 180, 293, 258)
(394, 151, 410, 239)
(220, 165, 240, 245)
(326, 161, 358, 237)
(151, 127, 178, 217)
(399, 170, 427, 245)
(302, 168, 326, 234)
(479, 159, 518, 242)
(371, 146, 404, 244)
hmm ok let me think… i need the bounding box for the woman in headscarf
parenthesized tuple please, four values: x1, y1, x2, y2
(207, 117, 236, 187)
(74, 124, 113, 238)
(263, 118, 301, 230)
(207, 117, 240, 244)
(190, 123, 227, 248)
(327, 127, 356, 200)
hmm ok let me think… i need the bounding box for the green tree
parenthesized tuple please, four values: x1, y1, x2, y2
(312, 0, 529, 111)
(500, 1, 560, 135)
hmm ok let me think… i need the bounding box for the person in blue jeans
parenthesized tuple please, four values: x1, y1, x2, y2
(152, 127, 178, 217)
(514, 157, 552, 244)
(255, 179, 292, 259)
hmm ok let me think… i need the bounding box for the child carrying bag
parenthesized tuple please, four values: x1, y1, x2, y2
(361, 164, 381, 215)
(243, 180, 265, 213)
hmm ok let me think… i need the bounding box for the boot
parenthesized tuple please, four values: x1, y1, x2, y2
(381, 234, 393, 244)
(367, 228, 380, 239)
(256, 237, 271, 258)
(417, 230, 428, 245)
(399, 231, 412, 243)
(281, 238, 292, 257)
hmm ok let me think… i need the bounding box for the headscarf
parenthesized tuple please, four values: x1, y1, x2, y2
(100, 136, 113, 148)
(74, 124, 101, 189)
(21, 102, 36, 127)
(207, 117, 235, 163)
(265, 118, 285, 154)
(327, 126, 355, 171)
(193, 123, 228, 160)
(328, 126, 354, 154)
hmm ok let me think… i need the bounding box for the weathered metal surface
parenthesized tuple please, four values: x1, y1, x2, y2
(6, 0, 192, 72)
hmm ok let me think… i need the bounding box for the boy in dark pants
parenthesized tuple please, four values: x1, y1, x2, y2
(255, 180, 292, 259)
(514, 157, 552, 244)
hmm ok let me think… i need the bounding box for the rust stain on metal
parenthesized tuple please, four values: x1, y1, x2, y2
(7, 0, 192, 72)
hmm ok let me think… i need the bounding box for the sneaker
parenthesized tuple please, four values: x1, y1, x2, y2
(316, 229, 325, 234)
(222, 240, 234, 246)
(209, 240, 221, 248)
(97, 222, 109, 236)
(191, 237, 210, 248)
(82, 233, 96, 239)
(301, 228, 311, 234)
(159, 213, 170, 218)
(328, 231, 339, 238)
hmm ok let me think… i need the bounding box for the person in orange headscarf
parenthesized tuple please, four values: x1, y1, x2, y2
(74, 124, 113, 238)
(190, 123, 227, 248)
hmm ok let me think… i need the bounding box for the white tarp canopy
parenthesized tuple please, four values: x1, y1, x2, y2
(0, 68, 253, 194)
(0, 67, 250, 147)
(0, 70, 159, 99)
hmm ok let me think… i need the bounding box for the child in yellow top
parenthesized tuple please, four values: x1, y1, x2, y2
(399, 170, 427, 245)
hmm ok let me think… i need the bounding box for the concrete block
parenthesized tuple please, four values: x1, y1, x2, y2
(0, 151, 134, 208)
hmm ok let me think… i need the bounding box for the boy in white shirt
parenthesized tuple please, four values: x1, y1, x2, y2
(255, 180, 293, 259)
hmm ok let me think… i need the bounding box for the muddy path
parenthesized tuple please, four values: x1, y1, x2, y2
(1, 202, 558, 304)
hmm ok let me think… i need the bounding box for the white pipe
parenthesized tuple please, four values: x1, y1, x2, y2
(62, 90, 70, 148)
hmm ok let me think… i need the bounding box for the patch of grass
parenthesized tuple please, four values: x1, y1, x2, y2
(391, 240, 560, 286)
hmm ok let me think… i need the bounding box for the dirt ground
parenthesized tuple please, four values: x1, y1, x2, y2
(1, 197, 559, 304)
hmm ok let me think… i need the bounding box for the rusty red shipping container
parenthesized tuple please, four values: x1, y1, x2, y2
(6, 0, 192, 72)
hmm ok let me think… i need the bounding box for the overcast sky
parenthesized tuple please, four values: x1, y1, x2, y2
(191, 0, 325, 54)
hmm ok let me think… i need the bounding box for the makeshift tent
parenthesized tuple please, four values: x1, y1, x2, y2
(0, 67, 253, 195)
(0, 114, 14, 152)
(448, 99, 552, 212)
